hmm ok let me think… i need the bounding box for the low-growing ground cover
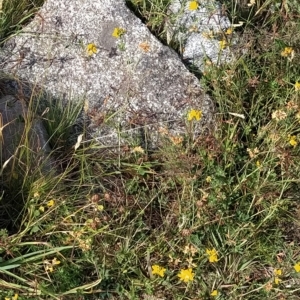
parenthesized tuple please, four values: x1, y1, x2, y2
(0, 0, 300, 299)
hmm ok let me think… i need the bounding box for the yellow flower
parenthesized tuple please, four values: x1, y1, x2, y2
(189, 1, 198, 10)
(294, 262, 300, 272)
(256, 160, 261, 167)
(44, 257, 61, 273)
(97, 204, 104, 211)
(281, 47, 294, 57)
(12, 294, 18, 300)
(274, 268, 282, 276)
(187, 109, 202, 121)
(86, 43, 97, 56)
(206, 248, 218, 263)
(295, 81, 300, 91)
(274, 276, 281, 284)
(219, 40, 227, 50)
(6, 295, 19, 300)
(206, 176, 212, 183)
(47, 200, 55, 207)
(225, 27, 233, 35)
(112, 27, 126, 38)
(289, 135, 297, 147)
(151, 264, 166, 277)
(211, 290, 218, 296)
(39, 206, 45, 213)
(52, 257, 61, 265)
(178, 268, 195, 282)
(45, 265, 54, 272)
(131, 146, 145, 153)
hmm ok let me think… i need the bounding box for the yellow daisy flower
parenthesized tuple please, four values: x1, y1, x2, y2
(151, 264, 166, 277)
(289, 135, 297, 147)
(225, 27, 233, 35)
(281, 47, 294, 57)
(219, 40, 227, 50)
(86, 43, 97, 56)
(47, 200, 55, 207)
(112, 27, 126, 38)
(274, 277, 281, 284)
(187, 109, 202, 121)
(206, 248, 218, 263)
(189, 1, 198, 10)
(178, 268, 194, 282)
(294, 262, 300, 272)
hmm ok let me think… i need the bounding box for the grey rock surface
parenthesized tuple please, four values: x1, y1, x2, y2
(0, 94, 53, 173)
(0, 0, 214, 147)
(167, 0, 235, 70)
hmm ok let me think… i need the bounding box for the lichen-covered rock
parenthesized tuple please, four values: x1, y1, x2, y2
(167, 0, 236, 71)
(0, 0, 214, 147)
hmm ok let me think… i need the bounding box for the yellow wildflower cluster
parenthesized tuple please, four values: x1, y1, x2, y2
(289, 135, 297, 147)
(38, 199, 55, 213)
(152, 264, 166, 277)
(5, 294, 18, 300)
(294, 262, 300, 272)
(65, 230, 92, 251)
(219, 40, 227, 50)
(187, 109, 202, 121)
(189, 1, 198, 10)
(151, 264, 195, 283)
(225, 27, 233, 35)
(44, 257, 61, 273)
(295, 81, 300, 91)
(178, 268, 195, 282)
(131, 146, 145, 154)
(274, 268, 282, 285)
(211, 290, 218, 296)
(47, 199, 55, 207)
(281, 47, 294, 60)
(206, 176, 212, 183)
(86, 43, 97, 56)
(112, 27, 126, 38)
(151, 247, 222, 288)
(206, 248, 218, 263)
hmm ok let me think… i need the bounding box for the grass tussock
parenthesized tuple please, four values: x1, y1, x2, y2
(0, 0, 300, 299)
